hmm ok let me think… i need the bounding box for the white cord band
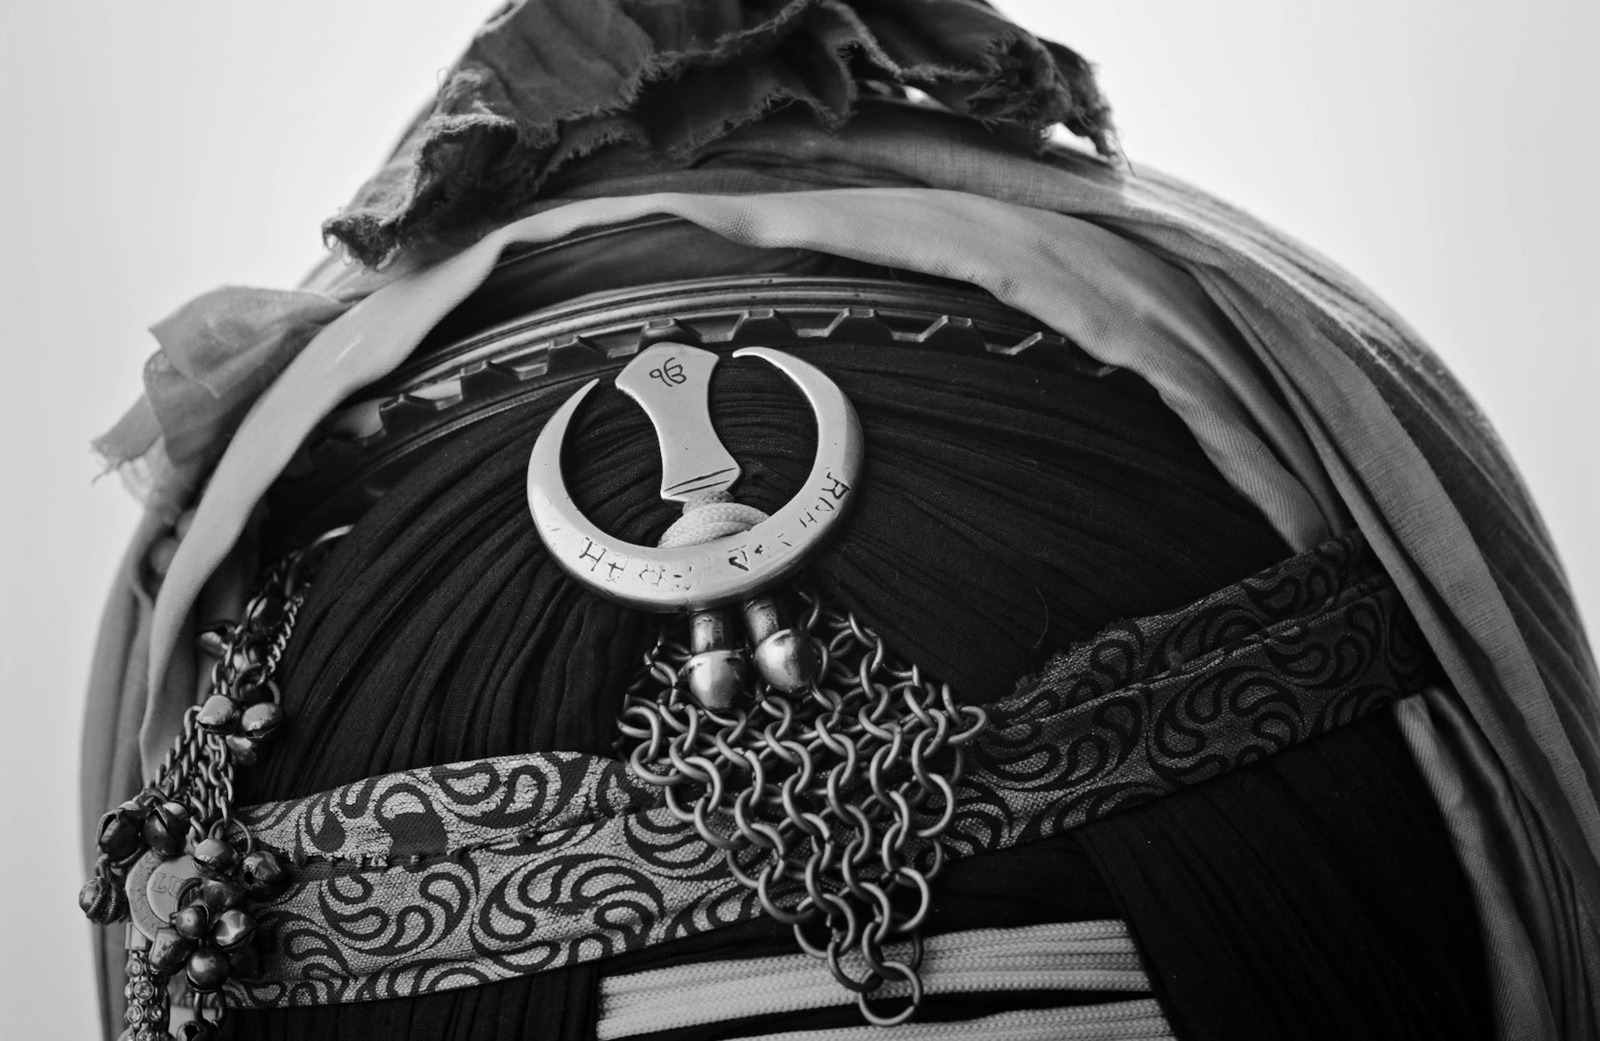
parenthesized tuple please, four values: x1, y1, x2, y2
(597, 921, 1159, 1040)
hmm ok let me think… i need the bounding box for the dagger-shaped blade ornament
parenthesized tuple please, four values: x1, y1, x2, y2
(527, 343, 861, 612)
(615, 344, 741, 504)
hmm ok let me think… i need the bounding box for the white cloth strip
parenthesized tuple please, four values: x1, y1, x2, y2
(597, 921, 1151, 1040)
(724, 999, 1174, 1041)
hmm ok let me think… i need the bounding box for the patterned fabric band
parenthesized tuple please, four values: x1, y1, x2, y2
(225, 531, 1430, 1007)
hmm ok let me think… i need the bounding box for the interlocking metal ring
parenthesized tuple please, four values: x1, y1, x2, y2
(618, 590, 987, 1024)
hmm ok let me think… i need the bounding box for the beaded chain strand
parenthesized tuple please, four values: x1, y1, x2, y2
(80, 528, 347, 1041)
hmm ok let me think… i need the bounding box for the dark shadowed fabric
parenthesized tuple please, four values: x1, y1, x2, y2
(230, 342, 1490, 1040)
(1080, 710, 1493, 1041)
(232, 343, 1288, 1038)
(611, 712, 1493, 1041)
(242, 343, 1287, 799)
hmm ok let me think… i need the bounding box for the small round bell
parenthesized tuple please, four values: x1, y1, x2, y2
(78, 875, 128, 925)
(239, 848, 289, 897)
(97, 805, 146, 861)
(195, 694, 239, 734)
(211, 908, 257, 950)
(191, 838, 237, 880)
(142, 801, 192, 858)
(238, 702, 283, 741)
(199, 876, 246, 914)
(185, 946, 230, 992)
(170, 903, 209, 941)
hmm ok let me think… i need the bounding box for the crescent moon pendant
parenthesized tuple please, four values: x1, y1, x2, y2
(527, 347, 863, 612)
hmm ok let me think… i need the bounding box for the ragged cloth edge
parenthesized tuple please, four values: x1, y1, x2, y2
(322, 0, 1115, 267)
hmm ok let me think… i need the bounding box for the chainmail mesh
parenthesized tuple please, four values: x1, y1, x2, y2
(618, 589, 986, 1024)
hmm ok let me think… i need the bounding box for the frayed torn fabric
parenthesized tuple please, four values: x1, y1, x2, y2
(93, 0, 1116, 504)
(324, 0, 1113, 267)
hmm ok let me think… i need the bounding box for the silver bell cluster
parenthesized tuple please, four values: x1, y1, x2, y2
(79, 531, 345, 1040)
(144, 838, 288, 994)
(193, 607, 289, 766)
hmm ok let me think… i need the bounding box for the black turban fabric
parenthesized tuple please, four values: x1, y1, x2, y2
(232, 339, 1489, 1040)
(244, 344, 1287, 797)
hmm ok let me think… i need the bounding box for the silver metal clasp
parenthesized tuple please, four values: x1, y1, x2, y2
(527, 343, 860, 705)
(526, 344, 863, 613)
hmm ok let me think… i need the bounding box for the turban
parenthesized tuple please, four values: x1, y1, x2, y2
(83, 3, 1599, 1039)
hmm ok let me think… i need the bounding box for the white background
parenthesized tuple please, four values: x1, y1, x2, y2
(2, 2, 1594, 1033)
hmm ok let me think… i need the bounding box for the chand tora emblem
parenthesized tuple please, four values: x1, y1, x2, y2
(527, 344, 863, 613)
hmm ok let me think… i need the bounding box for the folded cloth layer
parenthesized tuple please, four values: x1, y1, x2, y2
(322, 0, 1113, 266)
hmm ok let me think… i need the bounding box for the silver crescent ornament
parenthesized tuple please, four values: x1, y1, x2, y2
(527, 344, 863, 613)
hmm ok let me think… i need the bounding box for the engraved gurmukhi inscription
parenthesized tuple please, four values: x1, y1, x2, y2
(528, 347, 863, 611)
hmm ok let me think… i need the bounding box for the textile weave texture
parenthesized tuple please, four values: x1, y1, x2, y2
(225, 532, 1428, 1006)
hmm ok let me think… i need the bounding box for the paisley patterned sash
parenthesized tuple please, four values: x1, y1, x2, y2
(227, 532, 1430, 1007)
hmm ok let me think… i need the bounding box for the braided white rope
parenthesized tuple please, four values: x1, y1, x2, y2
(656, 491, 769, 549)
(598, 922, 1160, 1040)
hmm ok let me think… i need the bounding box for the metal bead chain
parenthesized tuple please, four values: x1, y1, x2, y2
(85, 527, 348, 1041)
(619, 590, 987, 1026)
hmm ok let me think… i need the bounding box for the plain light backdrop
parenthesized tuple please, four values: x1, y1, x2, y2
(3, 2, 1595, 1034)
